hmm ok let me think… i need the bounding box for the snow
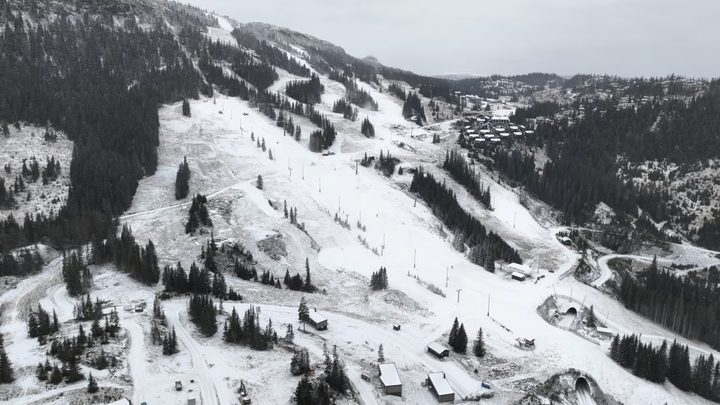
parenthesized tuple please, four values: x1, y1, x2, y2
(427, 372, 454, 396)
(427, 341, 448, 354)
(4, 31, 720, 405)
(307, 310, 327, 324)
(0, 125, 72, 221)
(378, 363, 401, 387)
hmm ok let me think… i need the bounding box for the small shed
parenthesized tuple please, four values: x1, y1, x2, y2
(307, 310, 328, 330)
(596, 327, 614, 337)
(427, 372, 455, 402)
(511, 272, 527, 281)
(427, 342, 449, 359)
(379, 363, 402, 396)
(559, 236, 572, 246)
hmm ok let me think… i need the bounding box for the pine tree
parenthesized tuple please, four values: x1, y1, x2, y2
(285, 324, 294, 343)
(290, 348, 311, 376)
(295, 375, 314, 405)
(0, 346, 13, 383)
(95, 349, 108, 370)
(87, 372, 98, 393)
(586, 305, 596, 328)
(303, 258, 315, 292)
(378, 344, 385, 363)
(609, 334, 620, 362)
(326, 345, 349, 393)
(36, 362, 48, 381)
(473, 327, 486, 357)
(182, 99, 191, 117)
(49, 363, 62, 385)
(298, 296, 309, 324)
(448, 317, 459, 348)
(454, 323, 468, 354)
(323, 342, 332, 375)
(256, 175, 263, 190)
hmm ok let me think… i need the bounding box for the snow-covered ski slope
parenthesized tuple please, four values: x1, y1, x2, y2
(4, 20, 720, 405)
(114, 20, 720, 403)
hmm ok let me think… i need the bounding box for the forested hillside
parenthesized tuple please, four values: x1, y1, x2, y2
(492, 83, 720, 248)
(0, 1, 209, 253)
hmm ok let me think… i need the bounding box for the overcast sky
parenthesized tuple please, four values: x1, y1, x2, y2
(184, 0, 720, 79)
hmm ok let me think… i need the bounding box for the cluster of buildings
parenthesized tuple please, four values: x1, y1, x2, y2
(374, 343, 457, 403)
(308, 310, 465, 403)
(459, 111, 533, 150)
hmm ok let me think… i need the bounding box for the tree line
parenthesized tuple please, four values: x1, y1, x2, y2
(402, 92, 426, 125)
(409, 168, 522, 266)
(91, 224, 160, 285)
(223, 305, 277, 350)
(388, 82, 407, 101)
(620, 259, 720, 351)
(610, 334, 720, 402)
(0, 246, 43, 277)
(0, 4, 209, 255)
(361, 117, 375, 137)
(332, 99, 358, 121)
(443, 149, 491, 209)
(286, 74, 324, 105)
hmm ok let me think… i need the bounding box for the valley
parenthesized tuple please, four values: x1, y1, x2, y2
(0, 2, 719, 405)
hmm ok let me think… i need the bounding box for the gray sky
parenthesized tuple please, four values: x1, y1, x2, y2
(184, 0, 720, 79)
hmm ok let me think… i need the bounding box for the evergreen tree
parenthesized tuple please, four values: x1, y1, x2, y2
(378, 344, 385, 363)
(473, 327, 486, 357)
(290, 348, 311, 376)
(0, 343, 15, 384)
(256, 175, 263, 190)
(65, 355, 84, 383)
(361, 117, 375, 137)
(448, 317, 459, 348)
(87, 372, 98, 393)
(586, 305, 596, 328)
(294, 375, 314, 405)
(175, 156, 191, 200)
(323, 342, 332, 375)
(609, 334, 620, 362)
(36, 362, 48, 381)
(182, 99, 191, 117)
(298, 296, 309, 324)
(285, 324, 294, 343)
(454, 323, 468, 354)
(326, 345, 349, 393)
(49, 363, 62, 385)
(303, 258, 315, 292)
(187, 295, 218, 337)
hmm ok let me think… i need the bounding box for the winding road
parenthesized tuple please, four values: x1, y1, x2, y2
(593, 254, 708, 288)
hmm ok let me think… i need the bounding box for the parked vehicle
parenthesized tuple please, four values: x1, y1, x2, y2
(238, 380, 251, 404)
(175, 381, 182, 391)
